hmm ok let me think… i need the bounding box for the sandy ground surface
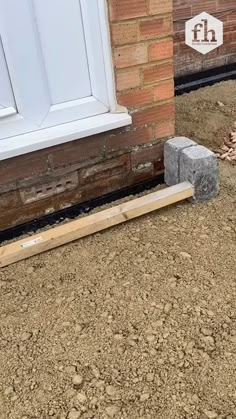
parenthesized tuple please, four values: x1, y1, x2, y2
(0, 81, 236, 419)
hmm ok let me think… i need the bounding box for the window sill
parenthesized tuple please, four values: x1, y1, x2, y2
(0, 112, 132, 161)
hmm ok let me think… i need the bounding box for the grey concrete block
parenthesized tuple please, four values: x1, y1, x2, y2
(164, 137, 196, 186)
(179, 145, 219, 202)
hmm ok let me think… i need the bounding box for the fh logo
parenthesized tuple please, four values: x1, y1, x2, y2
(185, 12, 223, 55)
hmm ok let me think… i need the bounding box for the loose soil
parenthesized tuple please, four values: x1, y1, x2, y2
(0, 81, 236, 419)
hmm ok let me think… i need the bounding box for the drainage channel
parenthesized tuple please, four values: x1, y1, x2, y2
(0, 173, 164, 244)
(175, 62, 236, 95)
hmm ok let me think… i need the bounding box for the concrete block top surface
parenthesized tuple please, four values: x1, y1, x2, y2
(166, 137, 196, 150)
(182, 145, 215, 160)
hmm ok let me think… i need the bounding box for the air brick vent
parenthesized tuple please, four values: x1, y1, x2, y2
(20, 172, 78, 204)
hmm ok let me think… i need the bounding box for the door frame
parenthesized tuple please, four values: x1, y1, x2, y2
(0, 0, 131, 161)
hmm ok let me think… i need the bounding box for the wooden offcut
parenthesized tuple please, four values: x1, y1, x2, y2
(0, 182, 194, 268)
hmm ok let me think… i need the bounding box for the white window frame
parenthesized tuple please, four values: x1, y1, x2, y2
(0, 0, 131, 161)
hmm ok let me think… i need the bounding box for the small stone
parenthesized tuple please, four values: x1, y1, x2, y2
(4, 386, 14, 396)
(76, 393, 87, 404)
(75, 325, 82, 333)
(91, 366, 100, 379)
(202, 335, 215, 350)
(106, 385, 117, 396)
(21, 332, 32, 342)
(65, 366, 76, 374)
(72, 374, 83, 388)
(204, 410, 218, 419)
(201, 327, 212, 336)
(192, 394, 199, 403)
(146, 334, 155, 343)
(67, 409, 80, 419)
(230, 336, 236, 344)
(62, 321, 71, 327)
(114, 334, 123, 341)
(146, 373, 154, 382)
(105, 405, 119, 417)
(131, 237, 140, 242)
(26, 267, 35, 274)
(164, 303, 172, 314)
(140, 393, 150, 402)
(152, 320, 163, 328)
(180, 252, 192, 259)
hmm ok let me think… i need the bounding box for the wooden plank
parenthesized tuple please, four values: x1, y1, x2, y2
(0, 182, 194, 268)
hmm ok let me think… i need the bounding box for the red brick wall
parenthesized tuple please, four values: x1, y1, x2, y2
(0, 0, 175, 231)
(174, 0, 236, 77)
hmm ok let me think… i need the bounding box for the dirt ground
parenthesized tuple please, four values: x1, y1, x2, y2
(176, 80, 236, 152)
(0, 81, 236, 419)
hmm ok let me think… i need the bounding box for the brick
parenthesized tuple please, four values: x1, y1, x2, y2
(118, 87, 153, 109)
(174, 0, 190, 6)
(51, 136, 106, 170)
(116, 68, 141, 91)
(0, 190, 22, 211)
(114, 44, 148, 68)
(131, 142, 164, 166)
(174, 30, 185, 43)
(154, 158, 165, 174)
(149, 38, 173, 61)
(143, 61, 174, 84)
(0, 152, 48, 189)
(79, 155, 130, 184)
(155, 120, 175, 138)
(109, 0, 147, 21)
(20, 172, 79, 204)
(218, 0, 235, 10)
(132, 162, 155, 184)
(132, 101, 175, 127)
(106, 127, 154, 153)
(80, 173, 132, 204)
(192, 0, 217, 15)
(173, 6, 191, 20)
(140, 16, 173, 40)
(227, 11, 236, 22)
(149, 0, 172, 15)
(220, 41, 236, 54)
(111, 22, 138, 46)
(153, 79, 174, 101)
(0, 186, 82, 231)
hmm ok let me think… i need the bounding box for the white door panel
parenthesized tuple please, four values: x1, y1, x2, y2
(81, 0, 109, 108)
(0, 37, 15, 110)
(0, 0, 51, 125)
(33, 0, 91, 104)
(0, 0, 110, 141)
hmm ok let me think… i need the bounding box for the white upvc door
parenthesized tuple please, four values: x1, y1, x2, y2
(0, 0, 109, 140)
(0, 37, 17, 118)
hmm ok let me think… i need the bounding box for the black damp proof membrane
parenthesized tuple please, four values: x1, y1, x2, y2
(0, 174, 164, 244)
(175, 62, 236, 95)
